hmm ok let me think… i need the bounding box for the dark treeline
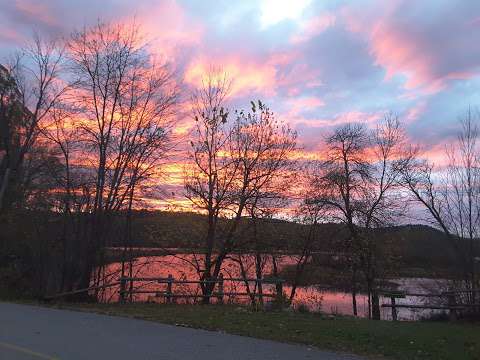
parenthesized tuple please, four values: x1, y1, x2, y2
(0, 20, 479, 318)
(105, 210, 460, 274)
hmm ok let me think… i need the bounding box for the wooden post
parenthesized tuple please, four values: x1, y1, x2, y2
(372, 291, 380, 320)
(390, 297, 397, 321)
(119, 278, 126, 303)
(447, 293, 457, 321)
(217, 273, 224, 305)
(166, 274, 173, 304)
(257, 277, 264, 306)
(275, 279, 284, 307)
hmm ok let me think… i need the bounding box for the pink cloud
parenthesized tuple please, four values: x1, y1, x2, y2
(422, 143, 451, 167)
(290, 12, 336, 43)
(469, 17, 480, 26)
(404, 101, 427, 125)
(342, 1, 480, 95)
(116, 0, 204, 61)
(371, 26, 477, 94)
(0, 27, 25, 44)
(287, 96, 325, 115)
(342, 2, 440, 94)
(370, 22, 433, 89)
(14, 0, 58, 27)
(277, 62, 323, 97)
(285, 110, 383, 129)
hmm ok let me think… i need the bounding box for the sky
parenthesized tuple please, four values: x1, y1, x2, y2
(1, 0, 480, 209)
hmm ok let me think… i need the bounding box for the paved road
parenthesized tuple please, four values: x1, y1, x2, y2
(0, 302, 362, 360)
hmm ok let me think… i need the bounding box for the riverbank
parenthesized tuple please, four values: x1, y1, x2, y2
(277, 263, 454, 291)
(45, 302, 479, 360)
(103, 247, 455, 288)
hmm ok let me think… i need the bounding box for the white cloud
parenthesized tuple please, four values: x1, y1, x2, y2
(260, 0, 312, 29)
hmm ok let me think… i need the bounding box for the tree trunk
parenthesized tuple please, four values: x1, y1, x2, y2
(0, 167, 10, 211)
(352, 265, 358, 316)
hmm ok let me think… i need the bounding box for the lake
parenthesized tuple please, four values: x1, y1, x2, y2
(101, 252, 448, 321)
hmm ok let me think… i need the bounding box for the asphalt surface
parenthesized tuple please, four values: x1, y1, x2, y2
(0, 302, 363, 360)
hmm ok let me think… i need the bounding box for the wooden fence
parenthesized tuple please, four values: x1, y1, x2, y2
(45, 279, 478, 322)
(119, 274, 285, 305)
(43, 282, 121, 301)
(380, 289, 480, 321)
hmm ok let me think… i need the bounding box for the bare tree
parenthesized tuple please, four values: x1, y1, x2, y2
(288, 194, 323, 303)
(402, 110, 480, 303)
(307, 123, 369, 315)
(184, 69, 234, 301)
(306, 116, 410, 317)
(0, 34, 66, 211)
(356, 115, 411, 318)
(185, 78, 297, 302)
(233, 142, 297, 306)
(67, 21, 179, 292)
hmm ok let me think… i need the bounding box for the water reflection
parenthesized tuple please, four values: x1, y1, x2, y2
(100, 253, 446, 321)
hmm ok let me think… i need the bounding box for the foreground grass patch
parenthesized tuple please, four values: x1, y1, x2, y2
(49, 303, 479, 360)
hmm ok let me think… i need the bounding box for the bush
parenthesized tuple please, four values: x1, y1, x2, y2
(295, 302, 311, 313)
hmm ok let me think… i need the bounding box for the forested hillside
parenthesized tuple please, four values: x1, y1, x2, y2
(115, 211, 461, 273)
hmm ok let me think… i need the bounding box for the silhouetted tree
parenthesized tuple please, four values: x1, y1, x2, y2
(402, 111, 480, 304)
(67, 21, 179, 293)
(0, 35, 65, 211)
(306, 115, 410, 317)
(185, 71, 297, 302)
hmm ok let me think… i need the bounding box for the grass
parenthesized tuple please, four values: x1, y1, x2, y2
(44, 302, 480, 360)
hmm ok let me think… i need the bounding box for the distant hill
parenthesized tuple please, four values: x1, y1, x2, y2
(109, 210, 473, 275)
(115, 210, 348, 251)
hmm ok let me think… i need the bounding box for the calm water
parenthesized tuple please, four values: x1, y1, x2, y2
(101, 252, 448, 321)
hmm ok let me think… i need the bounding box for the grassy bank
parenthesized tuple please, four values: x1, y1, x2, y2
(47, 302, 479, 360)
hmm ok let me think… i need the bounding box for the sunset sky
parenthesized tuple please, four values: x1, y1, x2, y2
(1, 0, 480, 208)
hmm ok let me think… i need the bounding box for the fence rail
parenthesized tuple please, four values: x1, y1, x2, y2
(119, 274, 285, 305)
(379, 288, 480, 321)
(43, 282, 121, 301)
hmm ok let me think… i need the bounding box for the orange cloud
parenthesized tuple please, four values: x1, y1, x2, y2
(172, 121, 193, 136)
(137, 197, 194, 212)
(184, 56, 278, 98)
(154, 162, 190, 186)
